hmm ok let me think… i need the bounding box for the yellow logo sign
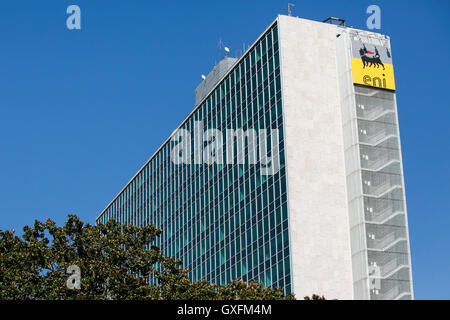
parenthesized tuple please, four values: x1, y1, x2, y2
(351, 43, 395, 91)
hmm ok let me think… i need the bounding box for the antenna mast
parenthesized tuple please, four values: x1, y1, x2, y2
(217, 37, 223, 64)
(288, 3, 295, 16)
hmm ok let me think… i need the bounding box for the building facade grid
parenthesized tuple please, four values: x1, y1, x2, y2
(97, 22, 293, 293)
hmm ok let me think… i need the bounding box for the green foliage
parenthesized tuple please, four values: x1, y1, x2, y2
(304, 294, 326, 300)
(0, 215, 163, 299)
(154, 257, 295, 300)
(0, 215, 300, 300)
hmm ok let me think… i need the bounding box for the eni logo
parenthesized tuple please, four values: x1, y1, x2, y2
(363, 73, 387, 89)
(359, 45, 384, 70)
(351, 42, 395, 91)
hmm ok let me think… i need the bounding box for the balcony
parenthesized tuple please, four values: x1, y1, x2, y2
(371, 284, 412, 300)
(362, 171, 403, 198)
(360, 145, 399, 171)
(356, 102, 395, 122)
(365, 205, 404, 225)
(367, 230, 408, 252)
(358, 125, 398, 147)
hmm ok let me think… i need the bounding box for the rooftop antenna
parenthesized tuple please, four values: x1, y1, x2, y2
(288, 3, 295, 16)
(218, 37, 231, 59)
(217, 37, 223, 63)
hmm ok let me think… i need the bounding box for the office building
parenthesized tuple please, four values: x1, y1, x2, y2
(97, 15, 414, 299)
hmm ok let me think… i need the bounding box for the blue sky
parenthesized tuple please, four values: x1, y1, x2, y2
(0, 0, 448, 299)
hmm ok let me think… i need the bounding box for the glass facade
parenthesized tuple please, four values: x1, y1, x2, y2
(97, 23, 292, 293)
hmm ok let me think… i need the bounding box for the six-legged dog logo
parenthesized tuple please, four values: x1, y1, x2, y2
(359, 45, 385, 70)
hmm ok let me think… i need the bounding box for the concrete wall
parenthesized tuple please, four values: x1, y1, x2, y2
(278, 15, 354, 299)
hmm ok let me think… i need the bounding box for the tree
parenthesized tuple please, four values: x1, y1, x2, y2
(304, 294, 327, 300)
(0, 215, 299, 300)
(0, 215, 164, 299)
(155, 257, 295, 300)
